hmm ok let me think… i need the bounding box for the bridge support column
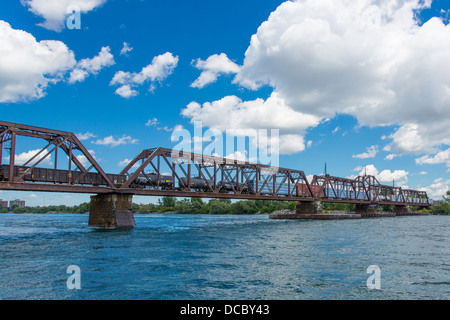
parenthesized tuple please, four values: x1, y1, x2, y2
(355, 204, 378, 215)
(89, 194, 135, 229)
(394, 205, 410, 215)
(296, 201, 323, 214)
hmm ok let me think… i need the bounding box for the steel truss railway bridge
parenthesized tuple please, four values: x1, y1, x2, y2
(0, 121, 430, 228)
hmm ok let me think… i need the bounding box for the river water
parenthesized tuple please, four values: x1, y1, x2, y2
(0, 213, 448, 300)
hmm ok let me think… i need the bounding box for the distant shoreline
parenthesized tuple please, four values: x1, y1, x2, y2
(0, 211, 268, 215)
(1, 210, 447, 216)
(5, 197, 447, 215)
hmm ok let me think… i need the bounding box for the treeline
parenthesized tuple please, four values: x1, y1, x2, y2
(134, 197, 448, 215)
(430, 193, 450, 215)
(1, 202, 90, 214)
(3, 194, 449, 215)
(2, 198, 296, 215)
(133, 197, 297, 215)
(322, 203, 355, 211)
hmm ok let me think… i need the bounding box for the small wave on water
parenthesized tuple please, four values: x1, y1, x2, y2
(0, 213, 449, 300)
(0, 214, 90, 241)
(134, 214, 280, 233)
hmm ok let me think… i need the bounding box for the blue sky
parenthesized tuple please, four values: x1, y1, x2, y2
(1, 0, 450, 206)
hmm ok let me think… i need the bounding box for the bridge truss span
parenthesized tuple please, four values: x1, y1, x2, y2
(119, 147, 314, 201)
(0, 120, 122, 193)
(310, 174, 429, 206)
(0, 120, 430, 207)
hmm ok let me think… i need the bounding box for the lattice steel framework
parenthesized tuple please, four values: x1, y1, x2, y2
(0, 120, 431, 206)
(310, 174, 429, 206)
(119, 147, 313, 201)
(0, 120, 115, 193)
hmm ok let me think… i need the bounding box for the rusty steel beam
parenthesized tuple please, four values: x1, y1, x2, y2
(121, 148, 160, 188)
(57, 138, 87, 173)
(9, 131, 16, 182)
(0, 120, 73, 137)
(70, 133, 115, 188)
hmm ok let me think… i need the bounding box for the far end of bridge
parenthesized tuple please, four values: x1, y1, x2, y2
(270, 201, 429, 221)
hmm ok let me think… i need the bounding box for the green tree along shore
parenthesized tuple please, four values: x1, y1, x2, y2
(2, 194, 450, 215)
(0, 197, 296, 215)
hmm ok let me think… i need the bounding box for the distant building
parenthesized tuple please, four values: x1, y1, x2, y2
(0, 199, 8, 208)
(9, 199, 25, 208)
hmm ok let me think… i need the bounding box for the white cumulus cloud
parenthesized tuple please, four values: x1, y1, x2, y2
(232, 0, 450, 158)
(419, 178, 450, 199)
(92, 135, 138, 147)
(416, 148, 450, 168)
(351, 164, 409, 187)
(352, 145, 379, 159)
(114, 85, 137, 99)
(21, 0, 107, 32)
(75, 149, 97, 167)
(69, 46, 115, 83)
(191, 53, 241, 88)
(181, 92, 321, 155)
(118, 158, 140, 169)
(110, 52, 179, 98)
(76, 132, 96, 140)
(0, 20, 76, 103)
(5, 149, 53, 166)
(120, 42, 133, 56)
(145, 118, 159, 127)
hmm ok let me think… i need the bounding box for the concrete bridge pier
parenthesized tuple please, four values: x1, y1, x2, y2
(296, 201, 323, 214)
(393, 205, 411, 215)
(89, 193, 136, 229)
(270, 201, 361, 220)
(355, 204, 378, 215)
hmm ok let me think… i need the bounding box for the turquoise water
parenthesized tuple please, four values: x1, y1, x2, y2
(0, 213, 449, 300)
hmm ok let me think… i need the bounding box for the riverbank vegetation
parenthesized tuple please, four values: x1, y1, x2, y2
(0, 202, 91, 214)
(135, 198, 297, 215)
(1, 197, 297, 215)
(429, 192, 450, 215)
(2, 194, 449, 215)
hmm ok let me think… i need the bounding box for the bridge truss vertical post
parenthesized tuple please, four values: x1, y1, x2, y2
(9, 131, 16, 181)
(0, 135, 3, 166)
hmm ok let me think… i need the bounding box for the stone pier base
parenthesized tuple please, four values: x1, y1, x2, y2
(296, 201, 323, 214)
(89, 194, 136, 229)
(394, 205, 410, 215)
(270, 201, 429, 220)
(355, 204, 379, 215)
(269, 212, 361, 220)
(270, 201, 361, 220)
